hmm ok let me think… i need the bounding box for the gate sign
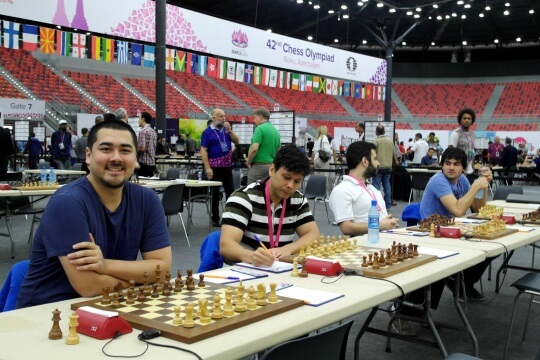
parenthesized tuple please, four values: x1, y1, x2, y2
(0, 99, 46, 119)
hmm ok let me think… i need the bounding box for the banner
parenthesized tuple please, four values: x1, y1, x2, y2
(72, 33, 86, 58)
(143, 44, 155, 67)
(0, 98, 46, 119)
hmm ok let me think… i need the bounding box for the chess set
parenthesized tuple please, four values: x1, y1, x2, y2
(280, 235, 437, 278)
(12, 181, 61, 190)
(469, 206, 540, 225)
(70, 268, 304, 344)
(519, 209, 540, 224)
(130, 178, 146, 185)
(407, 213, 518, 240)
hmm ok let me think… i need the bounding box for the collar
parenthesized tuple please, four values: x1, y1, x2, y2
(210, 125, 224, 132)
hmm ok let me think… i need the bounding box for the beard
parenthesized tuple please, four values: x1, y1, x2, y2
(363, 162, 378, 179)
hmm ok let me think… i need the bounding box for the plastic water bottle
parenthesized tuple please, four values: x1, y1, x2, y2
(475, 188, 484, 199)
(368, 200, 380, 244)
(198, 171, 202, 181)
(49, 167, 56, 184)
(40, 166, 47, 183)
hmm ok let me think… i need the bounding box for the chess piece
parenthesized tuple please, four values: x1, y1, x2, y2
(49, 309, 63, 340)
(162, 280, 171, 296)
(429, 223, 435, 237)
(299, 258, 308, 278)
(129, 278, 135, 291)
(256, 284, 267, 306)
(137, 286, 146, 302)
(151, 283, 159, 298)
(247, 286, 257, 310)
(197, 298, 203, 318)
(114, 282, 124, 302)
(155, 264, 162, 290)
(234, 286, 247, 312)
(101, 287, 111, 305)
(212, 293, 223, 319)
(174, 277, 182, 292)
(223, 288, 235, 316)
(291, 257, 299, 277)
(413, 244, 419, 256)
(143, 272, 150, 296)
(111, 292, 121, 308)
(65, 312, 80, 345)
(173, 306, 182, 326)
(361, 255, 368, 267)
(299, 245, 306, 258)
(372, 253, 380, 269)
(435, 225, 441, 238)
(268, 283, 278, 303)
(198, 274, 206, 287)
(386, 249, 393, 266)
(186, 269, 195, 291)
(200, 299, 211, 323)
(368, 254, 373, 266)
(183, 302, 195, 328)
(176, 270, 184, 287)
(126, 289, 135, 305)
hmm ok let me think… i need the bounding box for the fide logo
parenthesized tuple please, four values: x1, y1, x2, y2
(346, 57, 357, 72)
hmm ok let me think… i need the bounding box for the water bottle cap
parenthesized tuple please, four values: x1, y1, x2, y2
(371, 200, 377, 206)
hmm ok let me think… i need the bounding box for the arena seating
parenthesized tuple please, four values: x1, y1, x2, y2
(0, 76, 25, 99)
(344, 97, 402, 118)
(420, 123, 478, 131)
(492, 82, 540, 117)
(212, 78, 273, 109)
(486, 123, 538, 131)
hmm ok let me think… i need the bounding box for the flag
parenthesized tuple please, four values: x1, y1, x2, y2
(131, 43, 142, 66)
(312, 76, 319, 93)
(3, 21, 19, 49)
(198, 55, 207, 75)
(71, 33, 86, 58)
(22, 25, 38, 51)
(262, 68, 270, 86)
(285, 72, 291, 89)
(338, 81, 344, 96)
(376, 86, 383, 100)
(269, 69, 278, 87)
(331, 79, 338, 95)
(361, 84, 366, 99)
(187, 53, 198, 74)
(217, 59, 227, 78)
(102, 39, 114, 62)
(235, 62, 244, 82)
(39, 27, 55, 54)
(175, 51, 186, 71)
(254, 66, 262, 85)
(165, 48, 175, 70)
(117, 41, 128, 64)
(326, 79, 332, 94)
(299, 75, 306, 91)
(354, 83, 361, 98)
(365, 84, 373, 99)
(143, 45, 155, 67)
(319, 78, 326, 93)
(306, 75, 313, 92)
(382, 87, 386, 101)
(344, 82, 350, 97)
(244, 64, 254, 83)
(90, 36, 101, 60)
(291, 74, 299, 90)
(207, 57, 217, 77)
(56, 30, 71, 56)
(226, 61, 236, 80)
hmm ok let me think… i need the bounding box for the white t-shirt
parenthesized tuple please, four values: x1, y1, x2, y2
(329, 175, 388, 224)
(411, 139, 429, 164)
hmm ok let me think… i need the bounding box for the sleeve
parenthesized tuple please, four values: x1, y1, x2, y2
(251, 126, 263, 144)
(292, 196, 315, 227)
(431, 175, 453, 199)
(140, 190, 171, 253)
(329, 186, 354, 223)
(200, 129, 210, 148)
(221, 191, 253, 231)
(448, 131, 458, 147)
(313, 138, 320, 152)
(138, 129, 147, 150)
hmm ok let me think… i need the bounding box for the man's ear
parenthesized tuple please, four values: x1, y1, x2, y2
(268, 164, 275, 177)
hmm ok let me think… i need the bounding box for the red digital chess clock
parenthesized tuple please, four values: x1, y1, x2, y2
(305, 257, 344, 276)
(76, 307, 132, 340)
(500, 215, 516, 225)
(439, 227, 461, 238)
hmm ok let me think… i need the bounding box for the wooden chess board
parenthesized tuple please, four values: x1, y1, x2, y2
(468, 212, 540, 225)
(71, 282, 304, 344)
(280, 245, 437, 278)
(13, 185, 60, 190)
(406, 224, 519, 240)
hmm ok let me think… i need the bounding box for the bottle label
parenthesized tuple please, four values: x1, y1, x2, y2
(368, 217, 379, 229)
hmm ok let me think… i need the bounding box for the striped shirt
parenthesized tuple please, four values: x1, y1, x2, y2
(138, 124, 157, 166)
(222, 179, 315, 249)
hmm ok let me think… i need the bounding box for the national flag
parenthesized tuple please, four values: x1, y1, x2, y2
(117, 41, 128, 64)
(326, 79, 333, 94)
(188, 53, 198, 74)
(365, 84, 373, 99)
(285, 72, 291, 89)
(376, 86, 383, 100)
(299, 75, 306, 91)
(319, 78, 326, 93)
(306, 75, 313, 92)
(39, 27, 55, 54)
(244, 64, 254, 83)
(71, 33, 86, 58)
(22, 25, 38, 51)
(226, 61, 236, 80)
(235, 62, 244, 82)
(253, 66, 262, 85)
(354, 83, 361, 98)
(198, 55, 207, 75)
(131, 43, 142, 66)
(361, 84, 366, 99)
(56, 30, 71, 56)
(277, 70, 284, 88)
(90, 36, 101, 60)
(102, 39, 114, 62)
(291, 73, 299, 90)
(175, 51, 186, 71)
(164, 48, 174, 70)
(262, 67, 270, 86)
(207, 57, 217, 77)
(382, 87, 386, 101)
(3, 21, 19, 49)
(217, 59, 227, 78)
(143, 45, 155, 67)
(344, 82, 350, 97)
(312, 76, 319, 93)
(331, 79, 338, 95)
(338, 81, 344, 96)
(269, 69, 278, 87)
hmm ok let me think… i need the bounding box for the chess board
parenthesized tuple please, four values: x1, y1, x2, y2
(13, 185, 60, 190)
(71, 282, 304, 344)
(469, 212, 540, 225)
(280, 245, 437, 278)
(406, 224, 519, 240)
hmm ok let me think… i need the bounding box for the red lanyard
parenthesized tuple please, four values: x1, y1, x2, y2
(265, 181, 286, 249)
(348, 174, 381, 211)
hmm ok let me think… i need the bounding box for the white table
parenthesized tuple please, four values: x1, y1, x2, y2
(23, 169, 86, 176)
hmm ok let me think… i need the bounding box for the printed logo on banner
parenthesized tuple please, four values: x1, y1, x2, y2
(346, 57, 357, 73)
(231, 29, 249, 48)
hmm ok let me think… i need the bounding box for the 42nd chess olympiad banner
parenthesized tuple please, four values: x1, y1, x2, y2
(0, 0, 386, 85)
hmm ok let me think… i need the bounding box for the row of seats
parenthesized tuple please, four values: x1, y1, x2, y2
(486, 123, 538, 131)
(493, 82, 540, 117)
(212, 78, 274, 109)
(420, 123, 478, 131)
(0, 77, 26, 99)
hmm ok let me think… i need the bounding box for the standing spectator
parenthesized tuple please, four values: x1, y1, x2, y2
(176, 134, 185, 155)
(500, 137, 518, 185)
(404, 133, 429, 165)
(0, 125, 15, 179)
(306, 137, 314, 157)
(372, 126, 394, 210)
(246, 108, 281, 185)
(185, 133, 196, 157)
(355, 122, 365, 141)
(67, 126, 79, 166)
(201, 108, 240, 227)
(449, 108, 476, 176)
(103, 113, 117, 122)
(394, 133, 403, 165)
(137, 112, 157, 177)
(24, 132, 43, 169)
(113, 108, 129, 123)
(51, 120, 72, 169)
(75, 128, 89, 172)
(488, 136, 504, 166)
(94, 115, 104, 124)
(311, 126, 337, 196)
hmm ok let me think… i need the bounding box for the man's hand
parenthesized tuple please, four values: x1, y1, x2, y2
(205, 167, 214, 179)
(251, 247, 276, 267)
(67, 233, 107, 274)
(380, 215, 399, 231)
(224, 121, 232, 133)
(479, 167, 493, 182)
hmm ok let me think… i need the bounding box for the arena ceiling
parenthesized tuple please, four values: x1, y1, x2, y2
(174, 0, 540, 63)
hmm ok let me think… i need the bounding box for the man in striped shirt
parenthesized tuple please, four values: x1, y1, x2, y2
(220, 145, 320, 267)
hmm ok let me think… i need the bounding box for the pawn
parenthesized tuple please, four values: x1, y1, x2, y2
(223, 288, 235, 316)
(413, 244, 419, 256)
(299, 258, 308, 278)
(111, 292, 121, 308)
(65, 312, 80, 345)
(368, 254, 373, 266)
(361, 255, 368, 267)
(172, 306, 182, 326)
(372, 255, 380, 269)
(174, 277, 182, 292)
(183, 302, 195, 328)
(49, 308, 63, 340)
(151, 283, 159, 298)
(198, 274, 205, 287)
(379, 252, 385, 266)
(211, 293, 223, 319)
(299, 245, 306, 258)
(385, 249, 393, 266)
(101, 287, 111, 305)
(162, 281, 171, 296)
(291, 257, 299, 277)
(129, 278, 136, 291)
(176, 270, 184, 287)
(429, 223, 435, 237)
(126, 289, 135, 305)
(137, 286, 146, 302)
(247, 286, 257, 310)
(234, 288, 247, 312)
(268, 283, 278, 303)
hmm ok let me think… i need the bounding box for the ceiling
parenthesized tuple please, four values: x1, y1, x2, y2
(173, 0, 540, 63)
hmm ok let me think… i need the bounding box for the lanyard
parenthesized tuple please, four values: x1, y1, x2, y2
(347, 174, 381, 211)
(265, 181, 287, 249)
(213, 129, 225, 142)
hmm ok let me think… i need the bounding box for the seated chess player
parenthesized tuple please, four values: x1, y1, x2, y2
(17, 120, 172, 309)
(421, 147, 493, 301)
(220, 144, 320, 267)
(329, 141, 398, 237)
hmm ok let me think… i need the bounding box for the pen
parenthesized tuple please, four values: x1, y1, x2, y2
(203, 275, 240, 280)
(254, 235, 272, 254)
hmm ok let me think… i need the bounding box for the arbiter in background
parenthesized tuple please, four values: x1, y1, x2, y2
(137, 112, 157, 177)
(372, 125, 395, 211)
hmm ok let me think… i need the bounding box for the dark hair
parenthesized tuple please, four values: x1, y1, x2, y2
(30, 132, 35, 137)
(346, 141, 376, 171)
(356, 122, 364, 130)
(81, 127, 88, 135)
(87, 119, 137, 151)
(273, 144, 310, 177)
(206, 119, 212, 126)
(505, 137, 512, 145)
(140, 111, 152, 124)
(440, 147, 467, 168)
(415, 133, 423, 139)
(429, 132, 435, 136)
(457, 108, 476, 124)
(375, 126, 385, 135)
(103, 113, 117, 122)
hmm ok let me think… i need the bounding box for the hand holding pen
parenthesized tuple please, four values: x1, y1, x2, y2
(253, 235, 278, 267)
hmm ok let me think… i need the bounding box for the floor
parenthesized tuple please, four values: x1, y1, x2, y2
(0, 181, 538, 360)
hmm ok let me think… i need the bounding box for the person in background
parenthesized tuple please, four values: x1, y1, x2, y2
(67, 126, 79, 166)
(51, 120, 72, 170)
(113, 108, 129, 123)
(155, 137, 170, 156)
(103, 113, 117, 122)
(488, 136, 504, 166)
(137, 112, 157, 177)
(311, 125, 337, 197)
(421, 148, 438, 167)
(355, 122, 365, 141)
(404, 133, 429, 165)
(449, 108, 477, 177)
(75, 128, 89, 173)
(23, 132, 43, 169)
(500, 137, 518, 186)
(94, 115, 104, 124)
(372, 125, 394, 210)
(306, 137, 314, 157)
(185, 133, 196, 158)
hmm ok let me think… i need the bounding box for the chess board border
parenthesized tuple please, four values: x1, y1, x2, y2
(71, 283, 304, 344)
(280, 245, 437, 278)
(12, 186, 60, 191)
(406, 225, 519, 240)
(468, 212, 540, 225)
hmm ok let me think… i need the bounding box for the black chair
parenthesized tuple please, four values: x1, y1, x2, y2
(260, 320, 353, 360)
(183, 172, 212, 231)
(304, 175, 330, 224)
(493, 185, 523, 200)
(503, 272, 540, 360)
(160, 183, 190, 246)
(408, 172, 433, 203)
(0, 198, 15, 259)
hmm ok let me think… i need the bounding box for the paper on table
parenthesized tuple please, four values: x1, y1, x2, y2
(137, 176, 160, 180)
(418, 246, 459, 259)
(276, 286, 344, 307)
(454, 218, 487, 224)
(194, 269, 258, 284)
(506, 225, 536, 232)
(236, 260, 296, 273)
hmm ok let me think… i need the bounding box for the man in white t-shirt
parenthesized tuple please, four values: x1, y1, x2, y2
(405, 133, 429, 164)
(329, 141, 398, 237)
(448, 108, 477, 175)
